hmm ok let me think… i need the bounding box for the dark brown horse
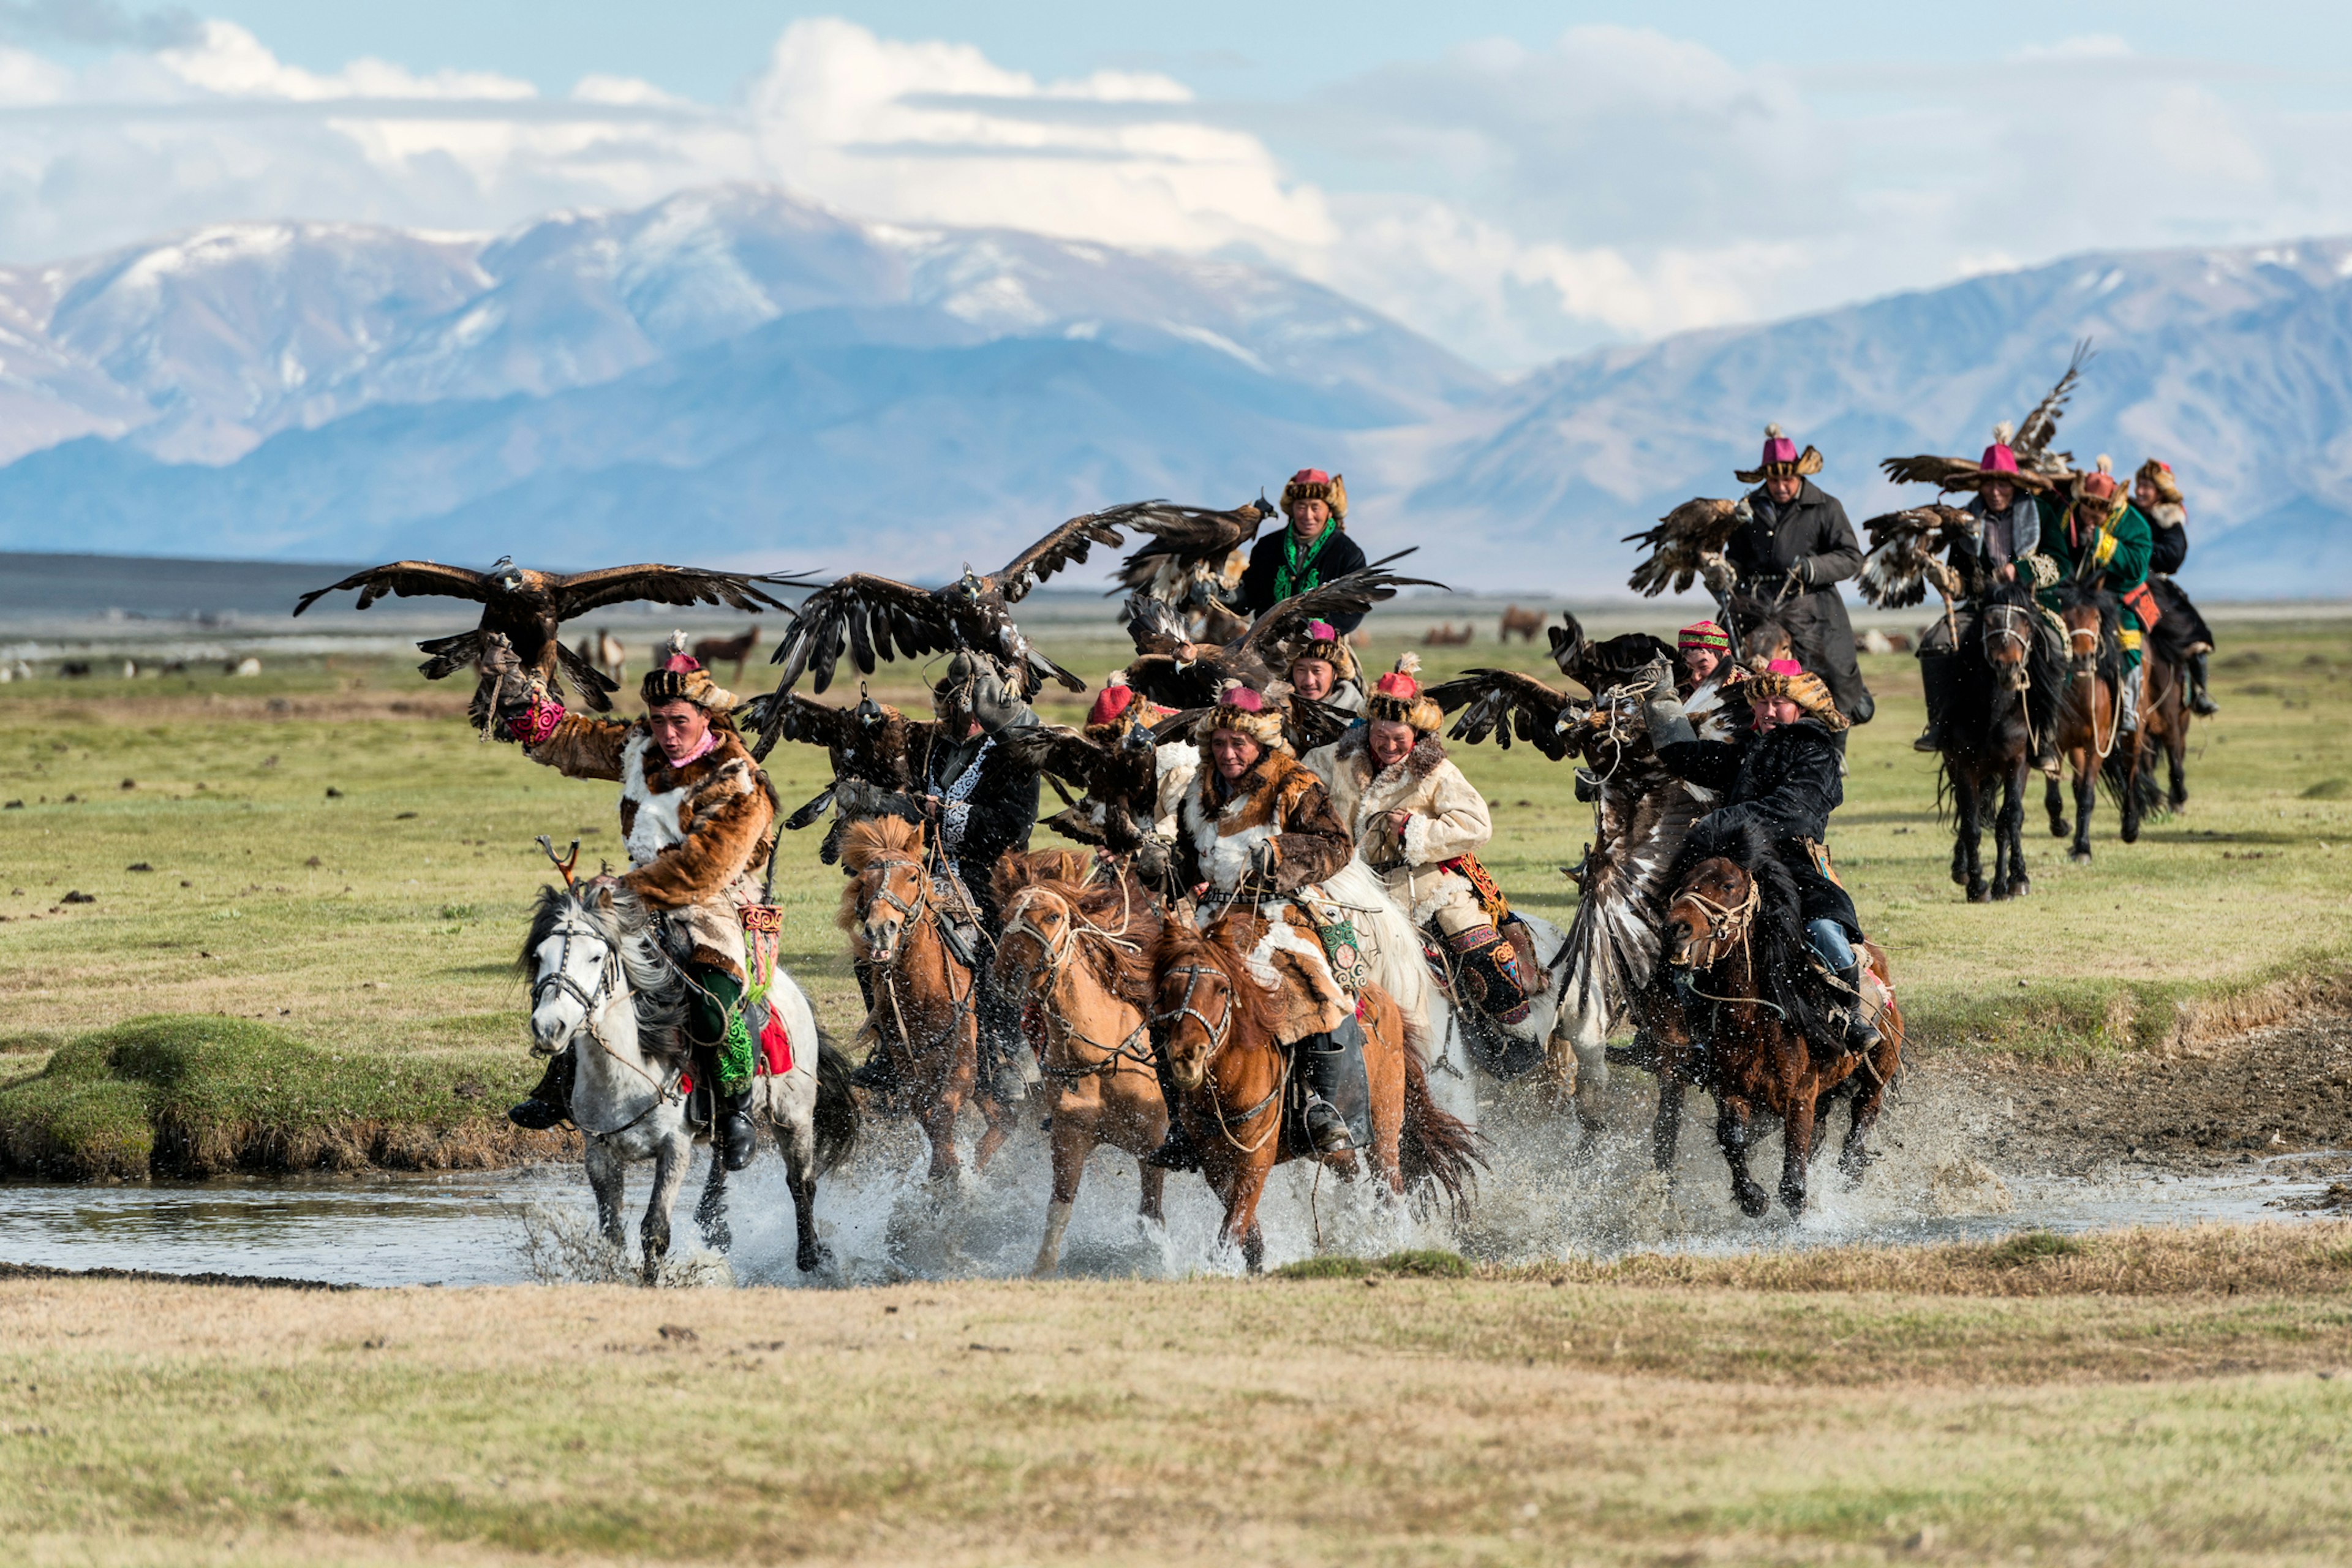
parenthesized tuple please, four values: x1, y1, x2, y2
(1152, 910, 1480, 1272)
(992, 850, 1169, 1276)
(1654, 830, 1904, 1216)
(1937, 578, 2062, 902)
(2044, 581, 2144, 859)
(2136, 644, 2193, 815)
(837, 816, 1022, 1182)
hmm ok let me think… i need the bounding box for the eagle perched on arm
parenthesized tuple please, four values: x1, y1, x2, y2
(1879, 338, 2094, 494)
(1623, 497, 1753, 598)
(767, 507, 1156, 698)
(292, 556, 801, 710)
(1856, 504, 1975, 610)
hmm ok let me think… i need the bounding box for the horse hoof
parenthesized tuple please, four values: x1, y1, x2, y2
(2068, 848, 2092, 864)
(2048, 820, 2068, 838)
(797, 1243, 833, 1274)
(1779, 1188, 1807, 1216)
(1733, 1182, 1771, 1219)
(2122, 825, 2141, 845)
(1949, 865, 1967, 888)
(698, 1222, 734, 1254)
(2010, 878, 2031, 897)
(1966, 881, 1989, 903)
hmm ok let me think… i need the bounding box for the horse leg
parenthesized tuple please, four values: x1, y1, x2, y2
(916, 1077, 963, 1183)
(1222, 1158, 1273, 1273)
(2045, 772, 2068, 839)
(1714, 1096, 1770, 1218)
(973, 1087, 1022, 1173)
(2168, 731, 2188, 810)
(584, 1138, 628, 1254)
(640, 1131, 690, 1284)
(1778, 1084, 1817, 1215)
(2119, 733, 2143, 845)
(692, 1153, 731, 1253)
(1651, 1074, 1685, 1173)
(1138, 1163, 1167, 1226)
(1839, 1058, 1893, 1185)
(1956, 773, 1988, 902)
(1565, 996, 1610, 1144)
(2000, 761, 2030, 897)
(2070, 758, 2095, 862)
(772, 1084, 829, 1274)
(1032, 1113, 1095, 1278)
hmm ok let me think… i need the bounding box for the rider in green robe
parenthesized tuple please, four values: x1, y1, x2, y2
(2034, 457, 2155, 733)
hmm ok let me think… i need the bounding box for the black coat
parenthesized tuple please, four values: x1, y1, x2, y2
(1657, 718, 1861, 940)
(1726, 480, 1872, 724)
(900, 722, 1042, 934)
(1240, 526, 1370, 628)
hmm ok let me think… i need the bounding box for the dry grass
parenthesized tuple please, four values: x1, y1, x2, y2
(3, 1224, 2351, 1566)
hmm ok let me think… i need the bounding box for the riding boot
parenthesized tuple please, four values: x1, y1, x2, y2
(1141, 1039, 1203, 1171)
(1836, 960, 1884, 1054)
(1912, 651, 1956, 752)
(2119, 663, 2143, 734)
(718, 1087, 758, 1172)
(847, 1046, 902, 1095)
(1298, 1014, 1371, 1155)
(507, 1047, 575, 1131)
(2188, 650, 2218, 715)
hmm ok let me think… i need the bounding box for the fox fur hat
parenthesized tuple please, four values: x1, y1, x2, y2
(1735, 423, 1825, 485)
(639, 632, 738, 714)
(1191, 680, 1289, 752)
(1365, 652, 1446, 734)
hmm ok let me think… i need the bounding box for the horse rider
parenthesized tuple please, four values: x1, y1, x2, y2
(1303, 654, 1530, 1027)
(2133, 458, 2219, 716)
(845, 650, 1044, 1104)
(1909, 424, 2066, 773)
(1239, 469, 1370, 628)
(2034, 455, 2155, 734)
(1281, 618, 1366, 714)
(1721, 425, 1874, 729)
(1642, 656, 1883, 1057)
(1145, 684, 1367, 1169)
(1676, 618, 1752, 736)
(1086, 679, 1199, 840)
(496, 645, 777, 1169)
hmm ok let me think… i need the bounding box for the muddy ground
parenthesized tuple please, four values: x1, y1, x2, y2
(1912, 1010, 2352, 1186)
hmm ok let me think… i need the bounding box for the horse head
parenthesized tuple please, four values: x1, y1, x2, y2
(1152, 920, 1264, 1093)
(521, 880, 622, 1057)
(1980, 580, 2038, 693)
(836, 815, 932, 965)
(1663, 856, 1758, 972)
(2050, 581, 2111, 669)
(994, 883, 1074, 998)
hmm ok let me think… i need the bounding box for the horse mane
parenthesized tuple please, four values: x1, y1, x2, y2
(996, 850, 1164, 1007)
(1153, 914, 1280, 1045)
(517, 882, 688, 1046)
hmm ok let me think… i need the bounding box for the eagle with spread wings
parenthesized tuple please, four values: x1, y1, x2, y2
(1879, 339, 2094, 494)
(767, 507, 1155, 698)
(1109, 497, 1273, 598)
(292, 556, 801, 710)
(735, 685, 937, 863)
(1117, 551, 1443, 711)
(994, 720, 1169, 854)
(1622, 497, 1755, 598)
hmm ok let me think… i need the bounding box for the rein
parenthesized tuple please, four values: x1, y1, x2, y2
(998, 888, 1155, 1079)
(858, 849, 976, 1063)
(530, 911, 684, 1139)
(1152, 960, 1282, 1155)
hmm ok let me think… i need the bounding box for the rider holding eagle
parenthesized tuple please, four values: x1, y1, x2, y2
(494, 638, 778, 1170)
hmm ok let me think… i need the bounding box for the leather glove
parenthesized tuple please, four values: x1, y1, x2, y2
(1250, 839, 1283, 881)
(1640, 658, 1696, 750)
(1698, 552, 1738, 597)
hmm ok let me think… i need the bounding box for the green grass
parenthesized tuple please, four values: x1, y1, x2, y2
(0, 614, 2346, 1172)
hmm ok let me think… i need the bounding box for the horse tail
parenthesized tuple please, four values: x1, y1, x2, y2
(1398, 1041, 1483, 1219)
(811, 1028, 863, 1177)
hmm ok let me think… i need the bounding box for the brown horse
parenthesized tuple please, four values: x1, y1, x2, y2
(2043, 582, 2143, 859)
(1499, 605, 1545, 644)
(992, 850, 1169, 1276)
(837, 816, 1021, 1181)
(1152, 908, 1480, 1272)
(1655, 831, 1904, 1217)
(2136, 645, 2193, 815)
(690, 625, 761, 680)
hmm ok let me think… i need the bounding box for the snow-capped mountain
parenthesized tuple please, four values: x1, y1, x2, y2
(0, 190, 2345, 596)
(1400, 239, 2352, 597)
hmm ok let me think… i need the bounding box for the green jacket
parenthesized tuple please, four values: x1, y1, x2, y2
(2034, 495, 2152, 625)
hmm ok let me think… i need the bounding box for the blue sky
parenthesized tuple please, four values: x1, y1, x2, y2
(5, 2, 2350, 368)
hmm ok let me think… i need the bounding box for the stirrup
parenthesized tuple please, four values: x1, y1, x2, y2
(1911, 728, 1940, 753)
(1303, 1095, 1354, 1155)
(507, 1098, 566, 1132)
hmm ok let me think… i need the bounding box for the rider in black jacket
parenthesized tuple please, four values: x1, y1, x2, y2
(1643, 655, 1881, 1054)
(1238, 468, 1370, 630)
(1721, 427, 1874, 727)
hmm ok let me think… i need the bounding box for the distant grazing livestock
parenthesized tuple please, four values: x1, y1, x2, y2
(1499, 605, 1545, 644)
(1423, 624, 1474, 647)
(690, 627, 761, 680)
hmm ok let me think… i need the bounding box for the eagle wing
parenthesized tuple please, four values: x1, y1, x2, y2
(991, 724, 1110, 789)
(767, 574, 956, 694)
(1427, 668, 1580, 758)
(994, 509, 1137, 604)
(1858, 505, 1975, 609)
(1233, 550, 1446, 663)
(1570, 631, 1678, 698)
(543, 564, 804, 618)
(1109, 499, 1273, 591)
(1564, 762, 1708, 1019)
(1877, 454, 1982, 491)
(293, 560, 489, 616)
(2014, 338, 2093, 471)
(1623, 497, 1749, 597)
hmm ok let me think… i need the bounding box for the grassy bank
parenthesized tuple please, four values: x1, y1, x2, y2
(0, 613, 2345, 1174)
(2, 1223, 2349, 1566)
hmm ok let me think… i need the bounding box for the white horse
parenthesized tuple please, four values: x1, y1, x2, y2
(1421, 908, 1584, 1122)
(522, 878, 859, 1279)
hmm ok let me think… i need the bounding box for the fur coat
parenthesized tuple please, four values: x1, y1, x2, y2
(1305, 730, 1493, 929)
(526, 716, 778, 978)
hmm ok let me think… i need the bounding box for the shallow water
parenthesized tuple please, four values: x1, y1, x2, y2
(1, 1079, 2342, 1289)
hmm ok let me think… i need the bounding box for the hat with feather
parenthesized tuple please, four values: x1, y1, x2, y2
(639, 631, 738, 714)
(1278, 618, 1360, 684)
(1735, 423, 1825, 485)
(1746, 657, 1848, 731)
(2134, 457, 2182, 506)
(2070, 453, 2126, 511)
(1279, 467, 1348, 526)
(1365, 652, 1445, 734)
(1191, 680, 1289, 752)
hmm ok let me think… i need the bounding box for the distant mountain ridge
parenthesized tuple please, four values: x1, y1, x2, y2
(0, 189, 2344, 597)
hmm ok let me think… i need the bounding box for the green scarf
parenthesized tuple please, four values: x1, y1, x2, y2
(1272, 525, 1335, 602)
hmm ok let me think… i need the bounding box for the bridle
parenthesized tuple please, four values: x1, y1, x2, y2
(854, 851, 933, 959)
(855, 847, 976, 1061)
(528, 903, 680, 1137)
(1668, 867, 1759, 969)
(1000, 885, 1154, 1077)
(1152, 959, 1282, 1154)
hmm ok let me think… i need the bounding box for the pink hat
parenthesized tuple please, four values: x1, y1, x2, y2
(1760, 430, 1798, 468)
(1766, 658, 1804, 677)
(1979, 439, 2021, 476)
